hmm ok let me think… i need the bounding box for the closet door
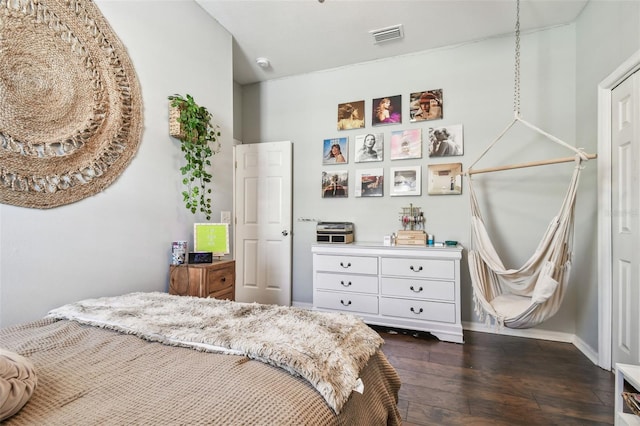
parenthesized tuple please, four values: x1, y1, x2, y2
(611, 70, 639, 367)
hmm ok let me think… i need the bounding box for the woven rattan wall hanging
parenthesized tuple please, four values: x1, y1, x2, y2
(0, 0, 143, 209)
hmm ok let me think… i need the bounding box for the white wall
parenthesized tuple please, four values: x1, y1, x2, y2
(0, 0, 234, 326)
(242, 24, 581, 334)
(573, 1, 640, 352)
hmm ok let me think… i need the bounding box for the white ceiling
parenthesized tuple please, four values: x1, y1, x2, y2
(196, 0, 589, 86)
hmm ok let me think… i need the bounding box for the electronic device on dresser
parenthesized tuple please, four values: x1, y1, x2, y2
(189, 252, 213, 264)
(316, 222, 354, 244)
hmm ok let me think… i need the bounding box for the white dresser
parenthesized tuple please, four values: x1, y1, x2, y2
(312, 243, 464, 343)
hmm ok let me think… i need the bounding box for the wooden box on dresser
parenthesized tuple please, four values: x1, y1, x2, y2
(312, 243, 463, 343)
(169, 260, 236, 301)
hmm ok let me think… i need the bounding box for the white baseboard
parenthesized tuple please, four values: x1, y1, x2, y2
(463, 320, 601, 367)
(463, 320, 573, 343)
(572, 334, 601, 367)
(292, 301, 313, 310)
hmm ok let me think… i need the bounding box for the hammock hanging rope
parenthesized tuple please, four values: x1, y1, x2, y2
(465, 0, 595, 329)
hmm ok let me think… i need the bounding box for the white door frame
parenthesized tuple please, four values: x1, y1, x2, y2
(597, 49, 640, 370)
(231, 138, 242, 260)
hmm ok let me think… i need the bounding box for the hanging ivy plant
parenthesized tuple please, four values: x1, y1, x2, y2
(168, 94, 221, 220)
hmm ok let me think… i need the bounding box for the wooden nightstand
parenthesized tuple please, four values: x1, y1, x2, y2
(169, 260, 235, 301)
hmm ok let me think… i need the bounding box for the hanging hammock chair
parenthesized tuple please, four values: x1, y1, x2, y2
(465, 0, 596, 329)
(468, 154, 585, 329)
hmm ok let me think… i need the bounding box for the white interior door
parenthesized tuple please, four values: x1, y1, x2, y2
(611, 70, 640, 366)
(233, 141, 292, 305)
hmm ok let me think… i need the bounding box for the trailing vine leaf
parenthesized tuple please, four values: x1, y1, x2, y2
(168, 94, 221, 220)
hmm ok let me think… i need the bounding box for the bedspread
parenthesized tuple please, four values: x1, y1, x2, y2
(46, 292, 384, 413)
(0, 318, 401, 425)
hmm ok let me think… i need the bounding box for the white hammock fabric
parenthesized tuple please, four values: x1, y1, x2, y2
(468, 155, 584, 329)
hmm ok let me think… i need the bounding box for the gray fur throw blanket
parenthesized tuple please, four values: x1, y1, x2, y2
(47, 292, 384, 413)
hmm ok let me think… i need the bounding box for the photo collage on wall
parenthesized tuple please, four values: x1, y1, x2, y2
(323, 90, 464, 198)
(354, 133, 384, 163)
(355, 168, 383, 198)
(372, 95, 402, 126)
(409, 89, 443, 122)
(337, 101, 365, 131)
(390, 129, 422, 160)
(322, 137, 348, 165)
(321, 170, 348, 198)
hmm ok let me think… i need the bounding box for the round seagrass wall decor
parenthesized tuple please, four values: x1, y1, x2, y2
(0, 0, 143, 209)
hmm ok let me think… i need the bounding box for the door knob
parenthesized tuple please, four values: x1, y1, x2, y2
(282, 230, 289, 236)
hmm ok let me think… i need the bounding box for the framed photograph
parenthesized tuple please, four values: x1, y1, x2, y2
(194, 223, 230, 256)
(427, 163, 463, 195)
(355, 168, 384, 197)
(390, 128, 422, 160)
(337, 100, 365, 130)
(322, 137, 348, 164)
(428, 124, 464, 157)
(390, 166, 421, 196)
(321, 170, 348, 198)
(354, 133, 384, 162)
(409, 89, 443, 122)
(372, 95, 402, 126)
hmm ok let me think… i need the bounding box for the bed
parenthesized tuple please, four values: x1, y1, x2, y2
(0, 292, 401, 425)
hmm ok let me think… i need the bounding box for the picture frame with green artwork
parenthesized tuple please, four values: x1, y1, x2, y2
(194, 223, 230, 257)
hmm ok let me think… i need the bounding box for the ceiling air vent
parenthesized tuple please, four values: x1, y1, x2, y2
(369, 24, 404, 44)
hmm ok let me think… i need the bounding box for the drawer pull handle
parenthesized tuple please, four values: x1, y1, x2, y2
(409, 265, 423, 272)
(340, 281, 352, 287)
(340, 262, 352, 268)
(410, 307, 424, 315)
(340, 299, 352, 306)
(221, 277, 226, 282)
(410, 286, 423, 293)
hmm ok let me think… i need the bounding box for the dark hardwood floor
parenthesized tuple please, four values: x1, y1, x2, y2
(374, 326, 616, 425)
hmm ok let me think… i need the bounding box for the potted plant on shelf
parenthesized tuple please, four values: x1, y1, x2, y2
(168, 94, 221, 220)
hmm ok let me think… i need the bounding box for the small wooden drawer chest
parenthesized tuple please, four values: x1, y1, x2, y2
(169, 260, 235, 301)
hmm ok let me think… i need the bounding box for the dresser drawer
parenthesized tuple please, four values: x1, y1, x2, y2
(316, 273, 378, 294)
(381, 297, 455, 323)
(380, 257, 454, 280)
(206, 267, 234, 290)
(207, 287, 234, 300)
(314, 254, 378, 275)
(381, 277, 454, 301)
(314, 291, 378, 315)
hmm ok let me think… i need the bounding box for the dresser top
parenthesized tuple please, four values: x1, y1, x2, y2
(170, 259, 235, 269)
(312, 242, 463, 259)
